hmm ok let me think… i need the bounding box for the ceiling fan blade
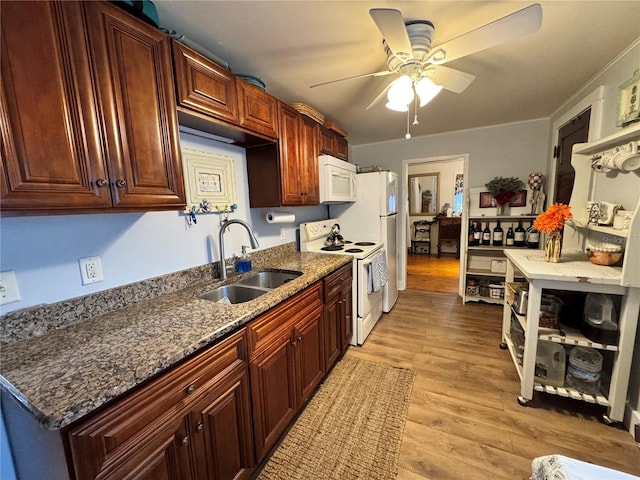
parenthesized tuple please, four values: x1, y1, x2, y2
(428, 3, 542, 64)
(310, 70, 393, 88)
(369, 8, 413, 60)
(428, 66, 475, 94)
(365, 78, 396, 111)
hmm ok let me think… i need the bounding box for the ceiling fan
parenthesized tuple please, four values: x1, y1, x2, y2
(311, 4, 542, 119)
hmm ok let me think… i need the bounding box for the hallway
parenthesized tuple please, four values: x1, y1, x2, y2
(406, 253, 460, 294)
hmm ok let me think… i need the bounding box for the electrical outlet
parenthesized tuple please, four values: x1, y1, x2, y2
(280, 227, 286, 240)
(0, 270, 21, 305)
(79, 256, 104, 285)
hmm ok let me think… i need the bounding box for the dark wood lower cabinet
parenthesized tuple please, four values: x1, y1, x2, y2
(323, 263, 353, 370)
(248, 282, 325, 462)
(68, 329, 253, 480)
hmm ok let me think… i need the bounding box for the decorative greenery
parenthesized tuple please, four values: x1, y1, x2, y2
(484, 176, 525, 205)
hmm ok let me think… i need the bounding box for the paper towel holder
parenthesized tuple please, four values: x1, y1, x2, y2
(266, 210, 296, 224)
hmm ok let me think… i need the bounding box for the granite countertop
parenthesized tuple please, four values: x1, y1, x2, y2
(0, 249, 351, 430)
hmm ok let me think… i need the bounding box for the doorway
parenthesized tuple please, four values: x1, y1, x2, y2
(401, 154, 468, 295)
(553, 108, 591, 204)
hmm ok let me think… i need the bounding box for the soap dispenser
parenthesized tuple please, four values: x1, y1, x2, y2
(235, 245, 252, 273)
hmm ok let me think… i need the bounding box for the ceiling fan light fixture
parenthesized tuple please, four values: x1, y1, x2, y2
(415, 77, 443, 107)
(386, 75, 414, 111)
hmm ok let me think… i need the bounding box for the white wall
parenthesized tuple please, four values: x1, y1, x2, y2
(352, 119, 550, 292)
(550, 39, 640, 436)
(0, 132, 327, 315)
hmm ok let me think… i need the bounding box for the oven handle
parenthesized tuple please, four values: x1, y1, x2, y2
(363, 259, 373, 267)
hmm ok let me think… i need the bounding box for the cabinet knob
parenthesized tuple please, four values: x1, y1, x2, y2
(298, 335, 303, 342)
(95, 178, 108, 187)
(181, 436, 189, 446)
(115, 179, 127, 188)
(186, 384, 196, 394)
(196, 421, 204, 432)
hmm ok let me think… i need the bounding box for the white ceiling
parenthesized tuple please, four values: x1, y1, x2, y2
(155, 1, 640, 145)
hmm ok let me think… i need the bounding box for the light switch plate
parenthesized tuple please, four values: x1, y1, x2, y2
(79, 256, 104, 285)
(0, 270, 21, 305)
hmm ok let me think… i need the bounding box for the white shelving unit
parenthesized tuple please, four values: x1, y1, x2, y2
(500, 125, 640, 424)
(462, 212, 538, 305)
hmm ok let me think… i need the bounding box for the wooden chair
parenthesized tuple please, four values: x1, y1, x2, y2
(411, 220, 434, 255)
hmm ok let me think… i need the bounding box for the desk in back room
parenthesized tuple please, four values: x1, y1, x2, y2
(436, 217, 461, 258)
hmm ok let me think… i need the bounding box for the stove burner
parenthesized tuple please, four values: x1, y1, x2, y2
(355, 241, 375, 246)
(345, 248, 363, 253)
(344, 240, 353, 244)
(321, 245, 344, 251)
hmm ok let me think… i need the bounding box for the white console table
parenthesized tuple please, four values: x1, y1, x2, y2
(501, 249, 640, 423)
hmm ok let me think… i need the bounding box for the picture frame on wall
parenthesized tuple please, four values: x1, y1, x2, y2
(181, 148, 237, 213)
(617, 69, 640, 127)
(479, 190, 527, 208)
(479, 191, 496, 208)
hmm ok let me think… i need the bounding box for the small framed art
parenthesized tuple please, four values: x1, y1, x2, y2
(617, 69, 640, 127)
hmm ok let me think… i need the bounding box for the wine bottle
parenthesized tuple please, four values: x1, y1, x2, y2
(514, 220, 526, 247)
(526, 221, 540, 249)
(482, 222, 491, 245)
(506, 224, 515, 246)
(492, 220, 504, 246)
(468, 221, 476, 246)
(473, 222, 482, 245)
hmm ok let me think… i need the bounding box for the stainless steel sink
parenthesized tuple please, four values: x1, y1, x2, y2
(199, 285, 268, 304)
(235, 269, 302, 289)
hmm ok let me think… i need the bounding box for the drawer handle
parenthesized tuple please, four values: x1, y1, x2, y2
(115, 179, 127, 188)
(186, 384, 196, 394)
(196, 421, 204, 432)
(96, 178, 108, 187)
(181, 436, 189, 447)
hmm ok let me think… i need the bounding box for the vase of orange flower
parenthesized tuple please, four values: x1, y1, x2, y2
(533, 203, 573, 262)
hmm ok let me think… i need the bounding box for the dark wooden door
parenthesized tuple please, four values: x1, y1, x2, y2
(295, 305, 325, 404)
(323, 296, 341, 370)
(249, 334, 298, 461)
(237, 79, 278, 139)
(84, 1, 185, 209)
(172, 41, 239, 124)
(340, 282, 353, 353)
(554, 108, 590, 205)
(0, 1, 111, 211)
(299, 115, 320, 204)
(190, 366, 254, 480)
(277, 102, 304, 205)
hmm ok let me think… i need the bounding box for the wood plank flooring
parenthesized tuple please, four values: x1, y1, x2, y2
(406, 254, 459, 294)
(347, 255, 640, 479)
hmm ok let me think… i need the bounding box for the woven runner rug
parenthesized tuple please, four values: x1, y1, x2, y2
(257, 355, 416, 480)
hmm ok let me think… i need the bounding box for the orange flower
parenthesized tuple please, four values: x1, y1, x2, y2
(534, 203, 573, 233)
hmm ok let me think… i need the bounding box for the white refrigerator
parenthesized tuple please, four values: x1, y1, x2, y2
(330, 171, 399, 312)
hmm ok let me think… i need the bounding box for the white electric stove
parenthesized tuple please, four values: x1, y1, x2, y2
(300, 219, 385, 345)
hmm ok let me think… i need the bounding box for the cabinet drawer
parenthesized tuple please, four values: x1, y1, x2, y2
(323, 263, 352, 301)
(248, 283, 323, 356)
(68, 328, 248, 474)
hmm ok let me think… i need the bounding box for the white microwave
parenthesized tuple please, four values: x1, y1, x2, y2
(318, 155, 357, 204)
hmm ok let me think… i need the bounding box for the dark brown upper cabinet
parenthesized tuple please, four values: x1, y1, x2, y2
(0, 1, 185, 214)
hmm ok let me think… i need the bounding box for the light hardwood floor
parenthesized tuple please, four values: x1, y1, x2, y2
(348, 255, 640, 479)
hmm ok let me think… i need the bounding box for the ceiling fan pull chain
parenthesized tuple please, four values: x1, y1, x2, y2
(405, 108, 411, 139)
(413, 95, 419, 126)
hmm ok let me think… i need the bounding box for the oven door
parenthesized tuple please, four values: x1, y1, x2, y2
(354, 252, 384, 345)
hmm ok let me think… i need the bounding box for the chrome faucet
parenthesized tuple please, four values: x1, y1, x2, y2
(218, 219, 259, 280)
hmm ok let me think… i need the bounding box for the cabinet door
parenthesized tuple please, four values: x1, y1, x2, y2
(237, 79, 278, 139)
(319, 126, 335, 155)
(0, 1, 111, 211)
(84, 1, 185, 209)
(341, 283, 353, 352)
(323, 297, 342, 370)
(295, 305, 325, 404)
(277, 102, 304, 206)
(335, 135, 348, 161)
(299, 115, 320, 204)
(249, 334, 297, 462)
(189, 366, 254, 480)
(172, 41, 239, 124)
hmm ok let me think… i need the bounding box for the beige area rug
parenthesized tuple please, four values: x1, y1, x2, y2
(257, 355, 416, 480)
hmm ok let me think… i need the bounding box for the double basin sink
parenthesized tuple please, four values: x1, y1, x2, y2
(199, 269, 302, 304)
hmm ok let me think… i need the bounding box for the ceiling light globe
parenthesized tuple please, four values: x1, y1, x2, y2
(415, 77, 443, 107)
(387, 75, 414, 110)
